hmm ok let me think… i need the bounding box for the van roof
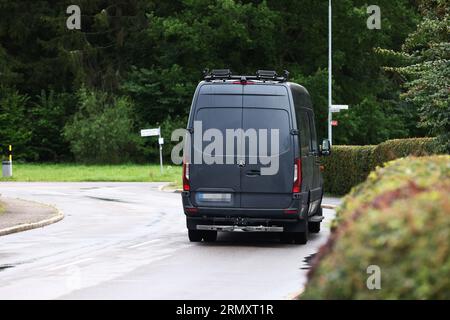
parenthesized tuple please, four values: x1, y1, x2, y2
(203, 69, 289, 83)
(198, 79, 310, 95)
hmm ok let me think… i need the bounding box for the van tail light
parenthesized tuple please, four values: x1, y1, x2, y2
(232, 80, 255, 85)
(183, 161, 190, 191)
(292, 158, 302, 193)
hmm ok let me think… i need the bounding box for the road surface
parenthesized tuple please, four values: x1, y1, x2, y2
(0, 182, 339, 300)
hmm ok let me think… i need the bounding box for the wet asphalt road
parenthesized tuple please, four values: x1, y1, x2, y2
(0, 182, 339, 300)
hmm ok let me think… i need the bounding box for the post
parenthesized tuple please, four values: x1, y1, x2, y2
(328, 0, 333, 145)
(2, 145, 13, 178)
(159, 127, 163, 174)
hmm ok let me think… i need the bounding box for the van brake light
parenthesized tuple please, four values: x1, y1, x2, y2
(183, 162, 190, 191)
(232, 80, 255, 85)
(292, 158, 302, 193)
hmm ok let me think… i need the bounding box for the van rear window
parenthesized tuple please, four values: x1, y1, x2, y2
(243, 108, 291, 154)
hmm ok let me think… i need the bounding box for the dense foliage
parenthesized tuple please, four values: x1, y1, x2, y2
(0, 0, 446, 162)
(63, 88, 139, 163)
(302, 155, 450, 299)
(380, 0, 449, 152)
(322, 137, 437, 195)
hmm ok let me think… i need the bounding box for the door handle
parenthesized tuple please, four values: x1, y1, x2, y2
(245, 169, 261, 177)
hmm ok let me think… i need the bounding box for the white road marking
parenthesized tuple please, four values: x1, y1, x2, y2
(46, 258, 94, 271)
(127, 239, 161, 249)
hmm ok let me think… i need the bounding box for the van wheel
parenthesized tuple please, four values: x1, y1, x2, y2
(280, 232, 307, 245)
(293, 232, 308, 245)
(280, 232, 294, 244)
(202, 231, 217, 242)
(308, 222, 321, 233)
(188, 230, 203, 242)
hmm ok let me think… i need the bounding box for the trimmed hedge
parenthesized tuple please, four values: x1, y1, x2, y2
(321, 145, 375, 195)
(302, 155, 450, 299)
(372, 137, 437, 166)
(322, 137, 438, 195)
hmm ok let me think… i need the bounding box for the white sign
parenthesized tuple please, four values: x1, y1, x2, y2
(330, 104, 349, 113)
(158, 137, 164, 145)
(140, 128, 160, 137)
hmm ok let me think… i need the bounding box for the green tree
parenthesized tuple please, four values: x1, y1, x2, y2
(29, 90, 76, 162)
(0, 87, 32, 160)
(381, 0, 449, 152)
(64, 88, 139, 163)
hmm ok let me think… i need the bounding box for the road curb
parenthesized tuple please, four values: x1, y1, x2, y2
(0, 199, 64, 237)
(159, 185, 182, 193)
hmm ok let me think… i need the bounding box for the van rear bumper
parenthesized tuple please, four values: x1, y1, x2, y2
(186, 216, 306, 233)
(197, 224, 284, 232)
(183, 191, 309, 233)
(182, 191, 309, 219)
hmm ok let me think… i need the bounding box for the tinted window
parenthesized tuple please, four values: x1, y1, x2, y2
(194, 108, 241, 157)
(243, 108, 290, 154)
(308, 112, 318, 152)
(298, 111, 311, 156)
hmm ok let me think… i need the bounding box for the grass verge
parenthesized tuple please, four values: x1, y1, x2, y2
(0, 163, 182, 184)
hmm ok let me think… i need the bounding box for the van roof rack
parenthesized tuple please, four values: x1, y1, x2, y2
(203, 69, 289, 82)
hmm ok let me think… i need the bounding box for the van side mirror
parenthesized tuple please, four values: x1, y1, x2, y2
(320, 139, 331, 156)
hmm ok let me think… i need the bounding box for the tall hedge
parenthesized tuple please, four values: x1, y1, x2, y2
(322, 137, 438, 195)
(302, 155, 450, 299)
(372, 137, 437, 166)
(321, 145, 376, 195)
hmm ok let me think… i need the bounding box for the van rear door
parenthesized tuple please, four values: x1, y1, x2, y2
(240, 85, 294, 209)
(189, 84, 242, 208)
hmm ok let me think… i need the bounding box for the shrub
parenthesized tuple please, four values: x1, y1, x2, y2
(321, 145, 376, 195)
(64, 88, 139, 164)
(29, 90, 76, 162)
(322, 137, 439, 195)
(372, 137, 437, 167)
(302, 156, 450, 299)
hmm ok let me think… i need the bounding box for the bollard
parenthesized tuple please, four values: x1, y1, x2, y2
(2, 160, 12, 178)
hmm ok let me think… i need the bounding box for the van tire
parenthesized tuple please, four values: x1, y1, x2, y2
(293, 232, 308, 245)
(202, 231, 218, 242)
(280, 232, 294, 244)
(280, 232, 308, 245)
(188, 230, 203, 242)
(308, 222, 321, 233)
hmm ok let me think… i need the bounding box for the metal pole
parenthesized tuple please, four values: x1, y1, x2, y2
(328, 0, 333, 145)
(159, 127, 163, 174)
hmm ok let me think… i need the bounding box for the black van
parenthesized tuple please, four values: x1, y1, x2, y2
(181, 70, 331, 244)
